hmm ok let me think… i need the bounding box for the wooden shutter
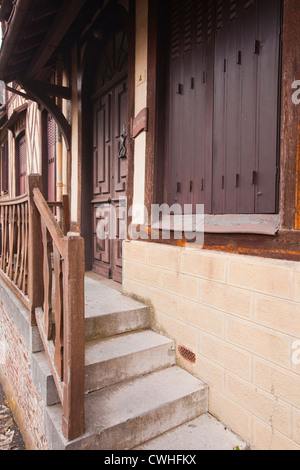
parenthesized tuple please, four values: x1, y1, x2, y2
(212, 0, 281, 214)
(47, 114, 57, 202)
(1, 141, 8, 194)
(17, 135, 26, 196)
(166, 0, 281, 215)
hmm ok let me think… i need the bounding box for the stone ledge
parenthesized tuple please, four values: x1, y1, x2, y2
(0, 277, 43, 353)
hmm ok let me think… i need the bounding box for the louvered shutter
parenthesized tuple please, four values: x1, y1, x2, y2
(166, 0, 281, 215)
(18, 135, 26, 196)
(47, 114, 57, 202)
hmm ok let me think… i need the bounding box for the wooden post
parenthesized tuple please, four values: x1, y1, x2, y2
(27, 175, 44, 325)
(62, 195, 70, 236)
(61, 232, 85, 441)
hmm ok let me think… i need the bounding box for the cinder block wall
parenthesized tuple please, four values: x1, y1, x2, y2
(123, 240, 300, 450)
(0, 281, 49, 450)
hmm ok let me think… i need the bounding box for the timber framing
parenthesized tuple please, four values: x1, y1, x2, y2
(18, 80, 71, 101)
(19, 79, 71, 151)
(26, 0, 87, 79)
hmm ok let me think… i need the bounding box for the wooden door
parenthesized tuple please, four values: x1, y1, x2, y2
(92, 78, 128, 283)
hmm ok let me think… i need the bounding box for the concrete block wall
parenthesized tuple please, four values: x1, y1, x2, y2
(0, 280, 49, 450)
(123, 240, 300, 450)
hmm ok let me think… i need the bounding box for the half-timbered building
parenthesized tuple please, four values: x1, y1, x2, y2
(0, 0, 299, 450)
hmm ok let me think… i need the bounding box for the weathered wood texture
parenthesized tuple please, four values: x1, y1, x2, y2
(0, 175, 85, 441)
(33, 186, 85, 441)
(280, 0, 300, 230)
(0, 193, 30, 308)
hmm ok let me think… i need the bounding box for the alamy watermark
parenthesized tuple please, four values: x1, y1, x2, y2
(95, 199, 204, 247)
(292, 340, 300, 366)
(292, 80, 300, 105)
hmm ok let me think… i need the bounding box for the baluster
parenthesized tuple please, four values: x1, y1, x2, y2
(18, 204, 25, 290)
(22, 202, 29, 295)
(0, 206, 3, 268)
(41, 221, 53, 340)
(13, 205, 21, 285)
(53, 245, 64, 380)
(8, 205, 15, 280)
(2, 206, 8, 272)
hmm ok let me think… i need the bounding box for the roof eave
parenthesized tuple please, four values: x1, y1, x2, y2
(0, 0, 35, 82)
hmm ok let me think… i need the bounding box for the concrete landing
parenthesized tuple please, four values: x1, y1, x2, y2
(136, 414, 248, 451)
(84, 276, 149, 341)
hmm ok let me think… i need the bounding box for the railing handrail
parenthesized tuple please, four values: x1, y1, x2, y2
(31, 179, 85, 442)
(0, 175, 85, 441)
(0, 192, 30, 308)
(33, 187, 65, 252)
(0, 193, 29, 206)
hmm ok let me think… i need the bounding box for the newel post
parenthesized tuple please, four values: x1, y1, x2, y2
(62, 232, 85, 441)
(27, 175, 44, 325)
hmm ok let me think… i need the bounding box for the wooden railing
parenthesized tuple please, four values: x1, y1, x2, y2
(0, 193, 30, 309)
(0, 175, 85, 441)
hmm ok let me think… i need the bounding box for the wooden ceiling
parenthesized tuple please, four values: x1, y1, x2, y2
(0, 0, 106, 82)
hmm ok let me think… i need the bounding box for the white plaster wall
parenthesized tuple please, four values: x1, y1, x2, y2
(132, 0, 148, 224)
(70, 45, 79, 225)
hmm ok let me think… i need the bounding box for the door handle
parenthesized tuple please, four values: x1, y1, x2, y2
(118, 124, 127, 159)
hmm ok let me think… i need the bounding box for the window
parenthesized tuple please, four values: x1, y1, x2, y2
(15, 133, 26, 196)
(0, 140, 8, 195)
(165, 0, 281, 215)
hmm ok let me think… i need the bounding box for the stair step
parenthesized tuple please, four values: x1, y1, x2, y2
(32, 331, 176, 404)
(136, 414, 248, 451)
(85, 330, 176, 393)
(44, 366, 208, 450)
(84, 277, 149, 341)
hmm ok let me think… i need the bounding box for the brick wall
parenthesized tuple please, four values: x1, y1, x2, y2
(123, 240, 300, 450)
(0, 297, 49, 450)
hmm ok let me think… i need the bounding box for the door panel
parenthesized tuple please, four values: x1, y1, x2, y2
(92, 79, 128, 282)
(113, 81, 128, 196)
(93, 95, 111, 197)
(93, 204, 111, 278)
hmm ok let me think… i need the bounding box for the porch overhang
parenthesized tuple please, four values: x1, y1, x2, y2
(0, 0, 107, 83)
(0, 0, 107, 150)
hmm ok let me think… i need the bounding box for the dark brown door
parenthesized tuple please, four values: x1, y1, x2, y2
(92, 78, 128, 283)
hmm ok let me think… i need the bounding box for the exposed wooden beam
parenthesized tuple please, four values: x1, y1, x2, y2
(5, 85, 34, 102)
(20, 78, 71, 100)
(20, 79, 71, 151)
(26, 0, 88, 78)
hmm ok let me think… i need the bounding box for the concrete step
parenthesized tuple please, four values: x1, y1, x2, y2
(136, 413, 248, 451)
(44, 366, 208, 450)
(85, 330, 176, 393)
(32, 330, 176, 403)
(84, 277, 149, 341)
